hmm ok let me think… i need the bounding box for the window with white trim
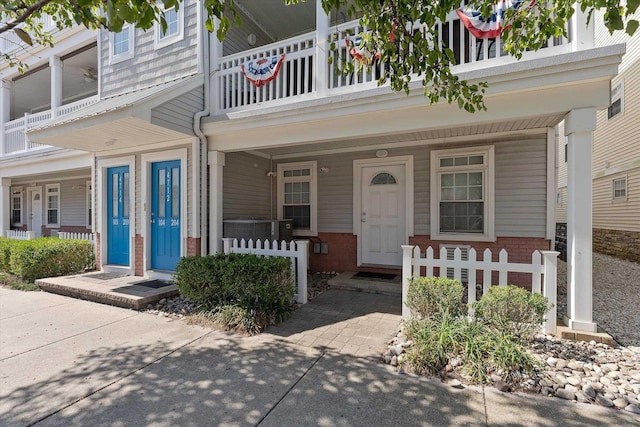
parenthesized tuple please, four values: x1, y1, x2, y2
(431, 146, 495, 241)
(612, 177, 627, 201)
(46, 184, 60, 227)
(11, 187, 23, 226)
(608, 80, 624, 120)
(110, 25, 134, 63)
(155, 5, 184, 48)
(277, 162, 317, 236)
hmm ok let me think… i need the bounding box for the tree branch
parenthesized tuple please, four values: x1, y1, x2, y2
(0, 0, 56, 34)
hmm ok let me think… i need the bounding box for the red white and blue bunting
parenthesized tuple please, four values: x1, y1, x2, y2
(346, 35, 380, 66)
(456, 1, 534, 39)
(241, 54, 285, 87)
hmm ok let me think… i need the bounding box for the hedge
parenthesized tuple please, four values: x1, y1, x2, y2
(0, 237, 95, 282)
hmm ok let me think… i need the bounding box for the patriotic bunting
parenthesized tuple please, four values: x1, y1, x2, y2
(457, 1, 534, 39)
(241, 54, 285, 87)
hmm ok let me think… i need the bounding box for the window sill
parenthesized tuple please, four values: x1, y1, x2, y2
(431, 232, 496, 243)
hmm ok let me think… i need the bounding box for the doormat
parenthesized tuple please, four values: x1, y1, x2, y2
(78, 272, 125, 281)
(132, 280, 172, 289)
(352, 271, 397, 281)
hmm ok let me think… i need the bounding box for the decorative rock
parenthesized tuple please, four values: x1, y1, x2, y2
(613, 398, 628, 409)
(541, 387, 554, 396)
(448, 379, 463, 389)
(494, 380, 510, 393)
(556, 359, 568, 369)
(556, 389, 575, 401)
(391, 345, 404, 356)
(602, 363, 619, 373)
(625, 404, 640, 415)
(565, 384, 578, 393)
(583, 384, 597, 399)
(568, 360, 583, 371)
(596, 395, 614, 407)
(547, 357, 558, 367)
(575, 391, 590, 403)
(390, 356, 398, 367)
(567, 376, 582, 387)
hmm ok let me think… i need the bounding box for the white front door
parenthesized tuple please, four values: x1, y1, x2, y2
(30, 189, 42, 237)
(361, 164, 406, 266)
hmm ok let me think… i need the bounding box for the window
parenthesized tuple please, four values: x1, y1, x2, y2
(431, 146, 495, 241)
(11, 187, 23, 226)
(110, 25, 134, 63)
(608, 81, 624, 120)
(612, 177, 627, 201)
(46, 184, 60, 227)
(155, 5, 184, 49)
(277, 161, 317, 236)
(86, 181, 92, 228)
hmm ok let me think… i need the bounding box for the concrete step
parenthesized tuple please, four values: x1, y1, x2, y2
(328, 271, 402, 296)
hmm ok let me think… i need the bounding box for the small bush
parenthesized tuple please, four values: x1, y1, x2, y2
(0, 238, 11, 271)
(174, 253, 295, 333)
(1, 237, 94, 282)
(0, 272, 40, 291)
(406, 276, 465, 319)
(473, 285, 551, 343)
(187, 304, 262, 336)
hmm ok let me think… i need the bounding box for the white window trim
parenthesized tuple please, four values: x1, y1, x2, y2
(154, 5, 184, 49)
(430, 145, 495, 242)
(608, 79, 624, 121)
(11, 186, 23, 227)
(86, 180, 92, 229)
(45, 183, 60, 228)
(277, 161, 318, 237)
(612, 175, 627, 202)
(109, 25, 135, 64)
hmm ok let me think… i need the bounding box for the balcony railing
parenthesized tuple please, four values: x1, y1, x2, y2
(214, 13, 572, 114)
(0, 15, 56, 55)
(1, 96, 99, 156)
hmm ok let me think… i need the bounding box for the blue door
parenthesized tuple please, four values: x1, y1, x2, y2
(151, 160, 181, 271)
(107, 166, 130, 265)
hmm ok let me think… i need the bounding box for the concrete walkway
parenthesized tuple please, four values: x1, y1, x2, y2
(1, 287, 637, 426)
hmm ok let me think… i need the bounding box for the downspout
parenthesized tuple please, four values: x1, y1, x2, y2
(193, 0, 210, 256)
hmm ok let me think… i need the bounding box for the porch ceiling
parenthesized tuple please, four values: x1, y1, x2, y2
(26, 76, 202, 153)
(235, 0, 316, 41)
(258, 114, 565, 158)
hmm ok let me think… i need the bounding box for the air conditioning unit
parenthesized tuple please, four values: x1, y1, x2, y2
(440, 244, 470, 283)
(223, 219, 294, 242)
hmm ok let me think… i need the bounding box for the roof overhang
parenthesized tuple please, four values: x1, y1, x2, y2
(203, 44, 625, 153)
(27, 75, 203, 152)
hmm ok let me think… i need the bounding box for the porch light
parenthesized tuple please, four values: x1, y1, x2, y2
(247, 33, 257, 46)
(376, 150, 388, 158)
(104, 138, 117, 146)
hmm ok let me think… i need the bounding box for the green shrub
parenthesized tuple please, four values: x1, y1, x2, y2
(188, 304, 262, 336)
(0, 238, 11, 272)
(0, 272, 40, 291)
(174, 253, 295, 333)
(473, 285, 551, 343)
(406, 276, 465, 319)
(3, 238, 94, 282)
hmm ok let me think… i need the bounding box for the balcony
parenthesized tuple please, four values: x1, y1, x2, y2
(0, 15, 58, 55)
(213, 7, 582, 115)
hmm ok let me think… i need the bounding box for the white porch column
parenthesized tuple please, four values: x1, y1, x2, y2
(208, 150, 225, 254)
(0, 178, 11, 236)
(315, 0, 330, 97)
(570, 3, 594, 51)
(0, 80, 10, 156)
(50, 56, 62, 118)
(564, 107, 597, 332)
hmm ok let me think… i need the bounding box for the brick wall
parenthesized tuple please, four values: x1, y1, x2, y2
(308, 233, 550, 288)
(95, 232, 101, 270)
(186, 237, 201, 256)
(134, 235, 144, 276)
(593, 228, 640, 262)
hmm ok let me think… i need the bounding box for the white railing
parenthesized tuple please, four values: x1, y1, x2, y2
(0, 15, 57, 54)
(401, 245, 558, 334)
(2, 96, 99, 155)
(216, 32, 316, 113)
(222, 238, 310, 304)
(216, 11, 571, 113)
(58, 232, 96, 244)
(4, 230, 35, 240)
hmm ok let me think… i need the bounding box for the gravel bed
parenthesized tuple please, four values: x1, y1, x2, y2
(557, 252, 640, 346)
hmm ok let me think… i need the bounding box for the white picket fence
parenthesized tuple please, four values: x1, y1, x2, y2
(222, 238, 310, 304)
(4, 230, 35, 240)
(58, 232, 96, 244)
(401, 245, 559, 334)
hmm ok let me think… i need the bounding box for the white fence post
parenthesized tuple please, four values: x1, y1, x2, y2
(295, 240, 309, 304)
(401, 245, 415, 319)
(541, 250, 559, 334)
(222, 237, 233, 254)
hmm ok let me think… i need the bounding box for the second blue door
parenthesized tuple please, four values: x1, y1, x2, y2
(151, 160, 181, 271)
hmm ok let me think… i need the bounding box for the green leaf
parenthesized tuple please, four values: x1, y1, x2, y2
(626, 20, 639, 36)
(627, 0, 640, 14)
(13, 28, 33, 46)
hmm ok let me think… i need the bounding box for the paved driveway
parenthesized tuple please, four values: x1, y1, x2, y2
(1, 287, 636, 426)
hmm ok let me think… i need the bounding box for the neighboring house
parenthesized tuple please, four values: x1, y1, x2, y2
(0, 1, 627, 334)
(556, 10, 640, 263)
(0, 19, 97, 239)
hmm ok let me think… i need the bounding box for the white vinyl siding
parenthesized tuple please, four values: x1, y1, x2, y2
(223, 152, 271, 219)
(150, 86, 204, 136)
